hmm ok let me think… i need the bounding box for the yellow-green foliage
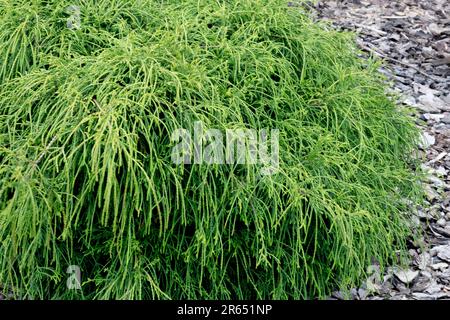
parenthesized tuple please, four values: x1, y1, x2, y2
(0, 0, 421, 299)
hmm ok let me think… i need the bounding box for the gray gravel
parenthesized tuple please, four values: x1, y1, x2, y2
(314, 0, 450, 300)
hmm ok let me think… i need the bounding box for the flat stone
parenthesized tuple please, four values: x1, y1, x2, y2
(436, 226, 450, 238)
(435, 166, 448, 176)
(358, 288, 368, 300)
(431, 245, 449, 256)
(403, 96, 417, 106)
(424, 185, 440, 201)
(331, 291, 346, 300)
(428, 176, 445, 188)
(412, 292, 435, 300)
(412, 274, 431, 292)
(423, 113, 446, 122)
(417, 252, 431, 270)
(394, 269, 419, 284)
(437, 246, 450, 263)
(437, 269, 450, 284)
(442, 116, 450, 124)
(425, 281, 442, 294)
(418, 94, 444, 113)
(413, 292, 450, 300)
(420, 132, 436, 149)
(437, 218, 447, 227)
(431, 262, 448, 271)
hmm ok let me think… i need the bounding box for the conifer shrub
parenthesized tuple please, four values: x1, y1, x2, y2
(0, 0, 421, 299)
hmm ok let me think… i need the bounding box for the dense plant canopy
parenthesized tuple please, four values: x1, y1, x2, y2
(0, 0, 421, 299)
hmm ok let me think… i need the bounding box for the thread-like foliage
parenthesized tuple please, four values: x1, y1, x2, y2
(0, 0, 421, 299)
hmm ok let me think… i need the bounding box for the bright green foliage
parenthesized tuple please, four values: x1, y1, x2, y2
(0, 0, 421, 299)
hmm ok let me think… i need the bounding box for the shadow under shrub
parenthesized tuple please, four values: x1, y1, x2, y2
(0, 0, 421, 299)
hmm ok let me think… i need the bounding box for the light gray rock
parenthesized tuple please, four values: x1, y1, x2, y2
(350, 288, 359, 299)
(431, 245, 449, 256)
(442, 116, 450, 124)
(418, 94, 444, 113)
(437, 246, 450, 263)
(437, 218, 447, 227)
(423, 113, 446, 122)
(437, 269, 450, 284)
(435, 166, 448, 176)
(412, 292, 435, 300)
(403, 96, 417, 106)
(331, 291, 345, 300)
(424, 185, 440, 201)
(394, 269, 419, 284)
(428, 176, 445, 188)
(425, 280, 442, 294)
(431, 262, 448, 271)
(358, 288, 368, 300)
(416, 252, 431, 270)
(412, 275, 431, 292)
(420, 132, 436, 148)
(436, 226, 450, 238)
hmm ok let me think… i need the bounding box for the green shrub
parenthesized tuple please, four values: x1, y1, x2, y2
(0, 0, 421, 299)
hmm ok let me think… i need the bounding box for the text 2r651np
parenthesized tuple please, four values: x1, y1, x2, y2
(221, 304, 272, 316)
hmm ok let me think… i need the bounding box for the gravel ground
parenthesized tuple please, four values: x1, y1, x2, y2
(313, 0, 450, 300)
